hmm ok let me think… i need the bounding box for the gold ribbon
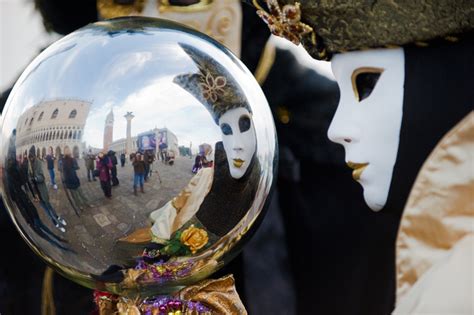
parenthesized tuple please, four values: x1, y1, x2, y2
(41, 267, 56, 315)
(97, 274, 246, 314)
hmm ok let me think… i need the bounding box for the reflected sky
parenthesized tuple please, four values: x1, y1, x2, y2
(5, 24, 223, 149)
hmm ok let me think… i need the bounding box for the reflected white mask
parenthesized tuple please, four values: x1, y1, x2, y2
(327, 48, 405, 211)
(219, 107, 256, 179)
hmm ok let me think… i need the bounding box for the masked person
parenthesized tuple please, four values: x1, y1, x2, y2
(2, 0, 343, 313)
(250, 0, 474, 313)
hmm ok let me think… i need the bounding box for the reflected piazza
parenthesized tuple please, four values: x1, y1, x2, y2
(0, 17, 276, 296)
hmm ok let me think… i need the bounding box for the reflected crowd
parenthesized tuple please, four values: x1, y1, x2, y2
(6, 135, 186, 252)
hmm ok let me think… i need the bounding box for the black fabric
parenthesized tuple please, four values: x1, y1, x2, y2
(240, 3, 272, 73)
(387, 35, 474, 213)
(0, 199, 46, 314)
(263, 49, 343, 164)
(196, 142, 260, 237)
(34, 0, 98, 35)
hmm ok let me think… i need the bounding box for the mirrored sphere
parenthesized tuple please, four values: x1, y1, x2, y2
(0, 17, 276, 296)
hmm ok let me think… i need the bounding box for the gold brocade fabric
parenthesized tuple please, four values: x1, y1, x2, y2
(252, 0, 474, 60)
(97, 0, 243, 58)
(177, 274, 247, 314)
(96, 275, 245, 314)
(396, 112, 474, 308)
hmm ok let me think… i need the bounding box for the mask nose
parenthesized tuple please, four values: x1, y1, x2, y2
(327, 107, 360, 145)
(233, 144, 243, 152)
(232, 134, 244, 152)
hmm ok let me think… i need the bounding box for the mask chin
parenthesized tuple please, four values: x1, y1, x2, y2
(229, 165, 245, 179)
(363, 183, 388, 212)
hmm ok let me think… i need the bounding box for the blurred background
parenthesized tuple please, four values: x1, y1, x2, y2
(0, 0, 333, 92)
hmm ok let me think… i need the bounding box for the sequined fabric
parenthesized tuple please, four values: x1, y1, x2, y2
(177, 274, 247, 314)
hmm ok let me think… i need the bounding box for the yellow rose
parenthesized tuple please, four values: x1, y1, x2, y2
(180, 225, 209, 254)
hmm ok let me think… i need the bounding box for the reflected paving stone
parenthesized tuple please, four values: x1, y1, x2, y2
(93, 213, 112, 227)
(146, 199, 161, 211)
(117, 222, 130, 232)
(108, 215, 119, 224)
(74, 225, 95, 246)
(101, 208, 111, 215)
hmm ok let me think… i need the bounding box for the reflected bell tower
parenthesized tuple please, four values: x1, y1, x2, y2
(103, 108, 114, 151)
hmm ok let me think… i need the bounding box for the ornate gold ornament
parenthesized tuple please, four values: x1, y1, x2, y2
(255, 0, 314, 46)
(199, 72, 227, 103)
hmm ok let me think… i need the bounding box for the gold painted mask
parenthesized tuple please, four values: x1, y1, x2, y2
(97, 0, 242, 57)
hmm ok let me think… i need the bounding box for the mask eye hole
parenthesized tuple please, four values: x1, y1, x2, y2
(220, 123, 233, 135)
(351, 67, 384, 102)
(238, 115, 251, 133)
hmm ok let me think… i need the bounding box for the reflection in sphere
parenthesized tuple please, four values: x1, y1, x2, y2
(0, 17, 276, 296)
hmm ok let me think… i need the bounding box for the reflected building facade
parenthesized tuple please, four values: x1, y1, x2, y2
(109, 127, 178, 156)
(108, 135, 139, 156)
(157, 128, 178, 155)
(15, 99, 91, 159)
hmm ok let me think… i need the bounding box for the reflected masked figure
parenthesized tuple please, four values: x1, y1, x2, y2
(119, 43, 260, 257)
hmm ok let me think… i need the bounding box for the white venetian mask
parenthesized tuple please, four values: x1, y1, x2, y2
(219, 107, 256, 179)
(327, 48, 405, 211)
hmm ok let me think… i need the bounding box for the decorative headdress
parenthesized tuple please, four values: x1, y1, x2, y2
(249, 0, 474, 60)
(173, 43, 252, 124)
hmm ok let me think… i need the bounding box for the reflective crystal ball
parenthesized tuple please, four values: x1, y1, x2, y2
(0, 17, 276, 296)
